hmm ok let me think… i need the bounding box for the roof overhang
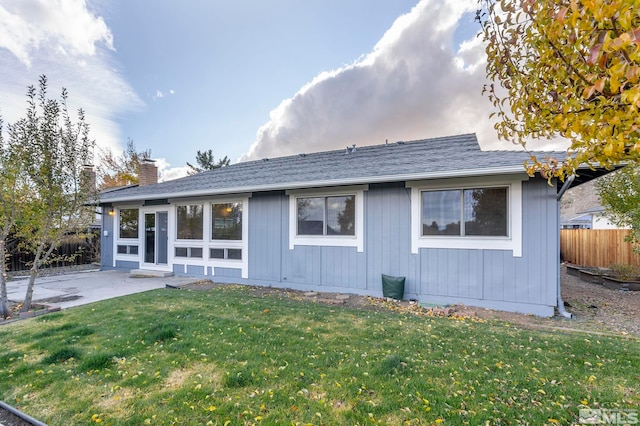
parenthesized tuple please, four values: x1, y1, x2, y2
(99, 165, 532, 204)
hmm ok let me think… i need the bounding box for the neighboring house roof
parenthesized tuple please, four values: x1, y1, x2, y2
(97, 133, 594, 204)
(577, 206, 606, 215)
(562, 214, 593, 226)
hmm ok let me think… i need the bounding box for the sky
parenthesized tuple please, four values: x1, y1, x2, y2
(0, 0, 564, 181)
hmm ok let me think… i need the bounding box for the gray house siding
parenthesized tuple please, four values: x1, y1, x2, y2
(411, 179, 557, 315)
(248, 191, 284, 282)
(366, 183, 418, 296)
(101, 210, 114, 269)
(100, 176, 558, 316)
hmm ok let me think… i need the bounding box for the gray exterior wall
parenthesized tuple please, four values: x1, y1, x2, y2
(102, 178, 558, 316)
(101, 210, 114, 269)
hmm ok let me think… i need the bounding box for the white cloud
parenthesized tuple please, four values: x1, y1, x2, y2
(155, 158, 190, 182)
(0, 0, 143, 157)
(0, 0, 113, 67)
(152, 89, 175, 101)
(242, 0, 564, 162)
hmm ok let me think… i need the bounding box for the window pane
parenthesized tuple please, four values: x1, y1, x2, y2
(176, 205, 203, 239)
(227, 248, 242, 260)
(175, 247, 187, 257)
(326, 195, 355, 235)
(210, 248, 225, 259)
(117, 245, 127, 254)
(190, 247, 203, 258)
(422, 190, 461, 236)
(464, 188, 508, 236)
(297, 197, 324, 235)
(119, 208, 139, 239)
(129, 245, 139, 255)
(212, 203, 243, 240)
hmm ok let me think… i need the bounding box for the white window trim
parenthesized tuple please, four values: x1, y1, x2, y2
(113, 206, 142, 264)
(406, 175, 525, 257)
(208, 197, 249, 278)
(168, 196, 249, 278)
(174, 203, 205, 242)
(286, 185, 367, 252)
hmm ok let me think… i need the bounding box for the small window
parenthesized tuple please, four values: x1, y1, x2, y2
(421, 187, 508, 237)
(209, 248, 242, 260)
(119, 209, 139, 239)
(176, 205, 203, 240)
(117, 244, 138, 255)
(297, 195, 355, 236)
(212, 202, 242, 240)
(227, 248, 242, 260)
(210, 248, 225, 259)
(175, 247, 203, 258)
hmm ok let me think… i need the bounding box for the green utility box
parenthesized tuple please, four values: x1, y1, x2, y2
(381, 274, 405, 300)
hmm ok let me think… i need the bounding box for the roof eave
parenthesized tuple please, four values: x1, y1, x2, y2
(99, 165, 531, 204)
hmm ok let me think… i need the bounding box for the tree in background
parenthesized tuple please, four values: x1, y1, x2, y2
(480, 0, 640, 180)
(187, 149, 230, 175)
(7, 76, 97, 313)
(0, 117, 29, 318)
(97, 138, 151, 189)
(596, 164, 640, 250)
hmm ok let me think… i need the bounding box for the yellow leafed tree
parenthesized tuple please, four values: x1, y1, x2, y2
(481, 0, 640, 179)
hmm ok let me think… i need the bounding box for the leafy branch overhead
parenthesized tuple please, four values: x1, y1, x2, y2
(480, 0, 640, 179)
(97, 139, 151, 189)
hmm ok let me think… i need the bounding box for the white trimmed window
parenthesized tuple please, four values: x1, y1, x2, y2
(210, 201, 244, 262)
(407, 176, 524, 256)
(176, 204, 204, 240)
(115, 207, 140, 258)
(286, 185, 367, 252)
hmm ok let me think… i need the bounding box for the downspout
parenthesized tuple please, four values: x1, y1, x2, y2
(556, 175, 575, 318)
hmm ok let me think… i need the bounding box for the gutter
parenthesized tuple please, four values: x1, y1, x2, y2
(556, 175, 575, 319)
(98, 166, 530, 204)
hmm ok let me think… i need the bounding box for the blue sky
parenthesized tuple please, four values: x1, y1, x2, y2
(0, 0, 541, 180)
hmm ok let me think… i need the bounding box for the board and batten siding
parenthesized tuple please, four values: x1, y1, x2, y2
(247, 191, 284, 282)
(415, 178, 558, 315)
(101, 176, 559, 315)
(365, 182, 418, 295)
(101, 210, 115, 269)
(244, 178, 558, 315)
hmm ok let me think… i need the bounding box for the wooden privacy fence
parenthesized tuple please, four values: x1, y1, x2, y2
(560, 229, 640, 268)
(6, 233, 100, 272)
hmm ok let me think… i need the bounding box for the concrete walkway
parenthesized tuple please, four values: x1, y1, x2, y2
(6, 270, 201, 310)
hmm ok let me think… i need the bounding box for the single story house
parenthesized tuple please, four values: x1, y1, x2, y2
(97, 134, 609, 316)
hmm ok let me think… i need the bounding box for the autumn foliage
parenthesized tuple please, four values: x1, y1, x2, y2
(481, 0, 640, 179)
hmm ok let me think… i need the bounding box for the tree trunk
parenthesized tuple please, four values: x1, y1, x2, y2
(0, 240, 10, 319)
(21, 267, 38, 313)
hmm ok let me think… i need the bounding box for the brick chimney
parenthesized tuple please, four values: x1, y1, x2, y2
(81, 164, 96, 192)
(139, 159, 158, 186)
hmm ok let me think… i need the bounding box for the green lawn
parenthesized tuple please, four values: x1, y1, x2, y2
(0, 286, 638, 425)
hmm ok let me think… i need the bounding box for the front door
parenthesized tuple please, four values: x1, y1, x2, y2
(144, 211, 168, 266)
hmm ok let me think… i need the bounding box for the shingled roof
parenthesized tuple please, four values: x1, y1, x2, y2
(98, 133, 564, 204)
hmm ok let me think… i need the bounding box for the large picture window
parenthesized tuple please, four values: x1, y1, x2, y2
(408, 177, 522, 257)
(297, 195, 355, 236)
(176, 205, 203, 240)
(119, 208, 139, 239)
(212, 202, 242, 240)
(421, 188, 508, 237)
(287, 186, 367, 252)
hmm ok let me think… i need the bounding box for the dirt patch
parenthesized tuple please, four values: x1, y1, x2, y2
(179, 265, 640, 339)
